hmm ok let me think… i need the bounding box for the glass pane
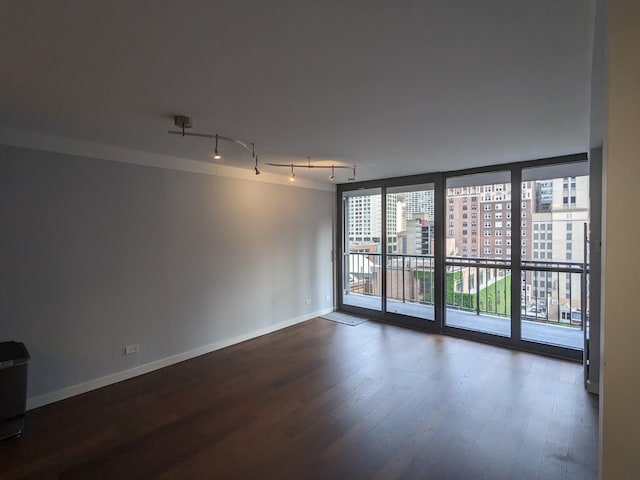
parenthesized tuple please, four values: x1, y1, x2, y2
(521, 164, 589, 349)
(342, 189, 382, 311)
(385, 184, 435, 320)
(444, 173, 511, 337)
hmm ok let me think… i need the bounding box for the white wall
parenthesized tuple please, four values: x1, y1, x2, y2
(600, 0, 640, 478)
(0, 145, 334, 407)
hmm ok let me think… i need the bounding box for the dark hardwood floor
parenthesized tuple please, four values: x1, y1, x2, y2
(0, 318, 598, 479)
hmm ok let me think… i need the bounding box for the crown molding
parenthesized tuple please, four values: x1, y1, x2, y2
(0, 127, 335, 192)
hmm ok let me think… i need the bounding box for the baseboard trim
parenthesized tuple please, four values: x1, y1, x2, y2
(26, 309, 331, 410)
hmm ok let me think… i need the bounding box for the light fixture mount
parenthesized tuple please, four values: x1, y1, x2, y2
(174, 116, 193, 136)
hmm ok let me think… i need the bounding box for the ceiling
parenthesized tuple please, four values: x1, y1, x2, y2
(0, 1, 595, 184)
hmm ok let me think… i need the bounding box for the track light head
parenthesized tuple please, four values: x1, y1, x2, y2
(329, 165, 335, 181)
(213, 134, 222, 160)
(347, 165, 356, 181)
(289, 164, 295, 182)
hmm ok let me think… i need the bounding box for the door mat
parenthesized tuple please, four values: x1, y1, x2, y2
(321, 311, 369, 326)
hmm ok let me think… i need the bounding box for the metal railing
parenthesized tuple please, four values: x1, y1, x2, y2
(387, 254, 435, 305)
(345, 251, 589, 329)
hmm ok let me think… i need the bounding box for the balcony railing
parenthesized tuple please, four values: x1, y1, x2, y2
(345, 252, 589, 330)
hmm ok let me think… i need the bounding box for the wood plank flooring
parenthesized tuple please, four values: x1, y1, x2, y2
(0, 318, 598, 479)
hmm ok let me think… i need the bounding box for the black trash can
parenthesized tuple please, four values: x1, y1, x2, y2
(0, 341, 30, 440)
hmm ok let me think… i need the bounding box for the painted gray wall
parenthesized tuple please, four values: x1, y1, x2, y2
(0, 145, 334, 401)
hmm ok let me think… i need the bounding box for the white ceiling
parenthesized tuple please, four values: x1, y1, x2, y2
(0, 1, 595, 183)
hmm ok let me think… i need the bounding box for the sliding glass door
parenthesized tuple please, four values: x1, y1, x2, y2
(444, 171, 512, 337)
(385, 184, 436, 322)
(519, 162, 590, 349)
(341, 189, 382, 312)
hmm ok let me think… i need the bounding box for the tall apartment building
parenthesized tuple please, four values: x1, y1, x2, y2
(347, 194, 398, 253)
(528, 176, 589, 312)
(446, 182, 533, 260)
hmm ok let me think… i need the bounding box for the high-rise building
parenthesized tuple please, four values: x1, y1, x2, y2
(346, 194, 397, 253)
(446, 182, 533, 260)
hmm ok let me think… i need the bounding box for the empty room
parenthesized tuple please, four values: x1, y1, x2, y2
(1, 1, 638, 479)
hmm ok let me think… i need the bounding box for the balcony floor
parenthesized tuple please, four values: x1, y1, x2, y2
(343, 293, 583, 350)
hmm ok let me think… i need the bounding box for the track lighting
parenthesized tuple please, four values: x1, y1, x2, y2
(169, 116, 361, 182)
(266, 158, 356, 182)
(213, 134, 222, 160)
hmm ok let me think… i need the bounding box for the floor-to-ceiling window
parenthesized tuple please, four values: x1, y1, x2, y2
(519, 162, 590, 350)
(384, 183, 436, 322)
(337, 154, 592, 361)
(443, 171, 512, 337)
(341, 188, 383, 312)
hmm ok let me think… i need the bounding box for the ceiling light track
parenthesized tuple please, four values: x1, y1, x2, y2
(266, 157, 356, 182)
(169, 116, 357, 181)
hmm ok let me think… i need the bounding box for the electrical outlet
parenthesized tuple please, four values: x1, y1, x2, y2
(124, 344, 140, 355)
(305, 299, 312, 305)
(325, 295, 331, 301)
